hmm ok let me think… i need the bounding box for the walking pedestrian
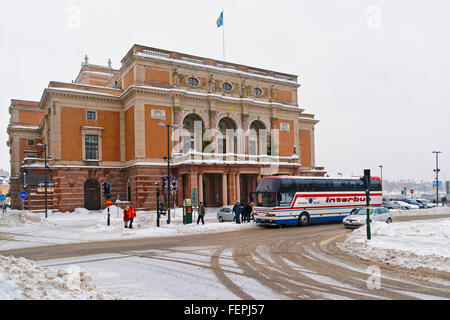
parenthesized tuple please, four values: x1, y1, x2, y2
(197, 201, 206, 225)
(442, 196, 448, 206)
(244, 202, 253, 222)
(128, 203, 136, 229)
(233, 201, 241, 224)
(1, 203, 6, 215)
(240, 201, 246, 223)
(123, 205, 130, 228)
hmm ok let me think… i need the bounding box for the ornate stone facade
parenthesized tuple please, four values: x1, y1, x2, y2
(7, 44, 325, 212)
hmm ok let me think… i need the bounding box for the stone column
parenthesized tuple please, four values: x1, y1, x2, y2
(209, 110, 217, 153)
(241, 114, 249, 156)
(173, 104, 182, 155)
(177, 174, 184, 206)
(222, 173, 228, 206)
(228, 173, 236, 204)
(198, 172, 203, 203)
(188, 172, 198, 204)
(235, 173, 241, 203)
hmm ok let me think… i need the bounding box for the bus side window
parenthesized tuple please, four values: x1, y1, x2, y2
(370, 180, 381, 191)
(295, 179, 305, 192)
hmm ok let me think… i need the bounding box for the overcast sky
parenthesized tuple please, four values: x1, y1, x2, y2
(1, 0, 449, 183)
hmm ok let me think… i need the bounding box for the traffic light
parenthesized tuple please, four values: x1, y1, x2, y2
(360, 169, 371, 190)
(103, 182, 111, 200)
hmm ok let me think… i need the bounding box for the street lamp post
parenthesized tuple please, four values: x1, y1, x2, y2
(432, 151, 442, 205)
(37, 143, 48, 218)
(155, 181, 160, 228)
(378, 164, 383, 184)
(158, 123, 178, 225)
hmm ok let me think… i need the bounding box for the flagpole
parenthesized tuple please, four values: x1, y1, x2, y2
(222, 8, 225, 61)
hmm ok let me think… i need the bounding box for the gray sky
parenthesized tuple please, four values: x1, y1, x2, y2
(1, 0, 449, 182)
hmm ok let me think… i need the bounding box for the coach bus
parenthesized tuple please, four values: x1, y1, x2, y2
(252, 176, 382, 226)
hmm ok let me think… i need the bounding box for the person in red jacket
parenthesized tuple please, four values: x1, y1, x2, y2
(127, 204, 136, 229)
(123, 206, 130, 228)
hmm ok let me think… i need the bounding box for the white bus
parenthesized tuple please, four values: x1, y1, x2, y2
(252, 176, 383, 226)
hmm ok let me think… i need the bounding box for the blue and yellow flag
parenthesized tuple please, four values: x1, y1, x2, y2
(216, 11, 223, 28)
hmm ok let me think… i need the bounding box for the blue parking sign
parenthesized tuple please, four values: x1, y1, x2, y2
(18, 191, 27, 199)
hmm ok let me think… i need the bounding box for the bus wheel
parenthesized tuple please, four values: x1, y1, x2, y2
(298, 213, 310, 227)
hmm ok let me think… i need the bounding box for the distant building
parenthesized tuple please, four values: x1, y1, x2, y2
(7, 44, 325, 212)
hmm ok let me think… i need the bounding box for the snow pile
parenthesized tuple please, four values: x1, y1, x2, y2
(338, 218, 450, 273)
(390, 206, 450, 217)
(0, 255, 118, 300)
(74, 207, 91, 215)
(135, 212, 157, 228)
(0, 209, 47, 227)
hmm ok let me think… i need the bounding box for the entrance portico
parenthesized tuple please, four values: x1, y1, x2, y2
(175, 164, 297, 207)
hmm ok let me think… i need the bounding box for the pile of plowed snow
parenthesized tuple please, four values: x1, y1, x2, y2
(0, 255, 118, 300)
(338, 218, 450, 273)
(0, 210, 47, 227)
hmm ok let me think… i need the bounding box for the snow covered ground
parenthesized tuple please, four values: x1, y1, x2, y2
(0, 206, 258, 300)
(0, 206, 256, 251)
(1, 206, 449, 300)
(338, 210, 450, 273)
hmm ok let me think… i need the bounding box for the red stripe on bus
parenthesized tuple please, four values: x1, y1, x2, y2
(297, 193, 383, 197)
(269, 204, 382, 211)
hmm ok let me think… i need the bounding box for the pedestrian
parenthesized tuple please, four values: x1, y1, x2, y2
(1, 203, 6, 215)
(127, 203, 136, 229)
(159, 202, 166, 215)
(239, 201, 245, 223)
(244, 202, 253, 222)
(197, 201, 206, 225)
(442, 196, 448, 206)
(123, 205, 130, 228)
(233, 201, 241, 224)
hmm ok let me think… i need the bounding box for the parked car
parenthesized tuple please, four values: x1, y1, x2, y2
(383, 200, 419, 210)
(401, 199, 426, 209)
(415, 199, 437, 208)
(343, 207, 392, 229)
(217, 206, 235, 222)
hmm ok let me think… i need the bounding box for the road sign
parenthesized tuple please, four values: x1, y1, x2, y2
(0, 194, 5, 201)
(18, 191, 28, 199)
(106, 199, 113, 206)
(410, 189, 414, 194)
(432, 181, 442, 188)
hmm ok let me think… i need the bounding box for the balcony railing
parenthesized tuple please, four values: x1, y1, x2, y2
(22, 157, 53, 167)
(172, 150, 300, 165)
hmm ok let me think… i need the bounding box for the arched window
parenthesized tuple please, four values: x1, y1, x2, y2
(249, 120, 269, 156)
(182, 114, 205, 153)
(217, 117, 238, 154)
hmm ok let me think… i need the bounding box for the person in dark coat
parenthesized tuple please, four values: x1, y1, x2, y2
(240, 201, 246, 223)
(244, 202, 253, 222)
(197, 202, 206, 225)
(233, 201, 241, 224)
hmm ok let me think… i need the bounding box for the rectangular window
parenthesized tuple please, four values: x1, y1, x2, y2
(24, 151, 38, 158)
(85, 134, 98, 160)
(86, 111, 97, 120)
